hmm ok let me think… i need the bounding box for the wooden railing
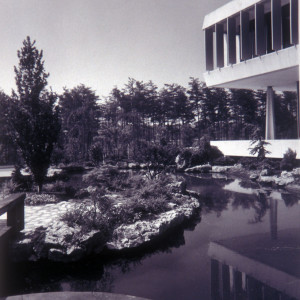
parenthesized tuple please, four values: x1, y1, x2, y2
(0, 193, 25, 296)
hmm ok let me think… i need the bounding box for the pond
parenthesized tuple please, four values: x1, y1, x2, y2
(7, 174, 300, 300)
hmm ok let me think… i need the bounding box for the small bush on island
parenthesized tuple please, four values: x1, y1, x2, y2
(280, 148, 297, 171)
(177, 136, 223, 169)
(239, 157, 280, 172)
(213, 156, 235, 166)
(61, 172, 186, 238)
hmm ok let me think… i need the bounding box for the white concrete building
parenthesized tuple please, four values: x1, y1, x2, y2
(202, 0, 300, 158)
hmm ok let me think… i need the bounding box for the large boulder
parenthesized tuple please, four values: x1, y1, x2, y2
(185, 164, 212, 173)
(12, 220, 107, 262)
(211, 166, 232, 173)
(175, 154, 187, 171)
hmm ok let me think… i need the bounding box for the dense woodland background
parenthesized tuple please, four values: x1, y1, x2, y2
(0, 77, 298, 165)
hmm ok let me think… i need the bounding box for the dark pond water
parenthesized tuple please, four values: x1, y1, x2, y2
(7, 174, 300, 300)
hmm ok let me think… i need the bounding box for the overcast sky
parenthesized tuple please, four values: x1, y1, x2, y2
(0, 0, 228, 98)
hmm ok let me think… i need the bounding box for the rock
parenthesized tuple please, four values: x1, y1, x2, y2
(292, 168, 300, 176)
(117, 161, 128, 169)
(275, 171, 295, 186)
(185, 164, 212, 173)
(175, 154, 187, 171)
(260, 169, 273, 176)
(128, 163, 140, 169)
(107, 197, 200, 250)
(258, 171, 295, 187)
(258, 175, 276, 184)
(167, 181, 187, 194)
(250, 173, 259, 181)
(212, 166, 232, 173)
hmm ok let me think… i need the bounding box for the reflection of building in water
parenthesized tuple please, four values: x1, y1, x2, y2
(208, 228, 300, 300)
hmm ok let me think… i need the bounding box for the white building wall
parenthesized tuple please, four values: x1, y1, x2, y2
(211, 140, 300, 158)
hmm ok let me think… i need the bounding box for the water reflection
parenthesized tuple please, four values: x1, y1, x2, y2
(209, 227, 300, 300)
(208, 178, 299, 300)
(8, 174, 300, 300)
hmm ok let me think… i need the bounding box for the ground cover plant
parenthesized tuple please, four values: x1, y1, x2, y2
(61, 167, 188, 244)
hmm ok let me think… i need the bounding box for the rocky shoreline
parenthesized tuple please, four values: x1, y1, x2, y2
(12, 191, 200, 263)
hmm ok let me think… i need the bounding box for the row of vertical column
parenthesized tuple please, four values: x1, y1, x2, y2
(210, 259, 293, 300)
(205, 0, 299, 71)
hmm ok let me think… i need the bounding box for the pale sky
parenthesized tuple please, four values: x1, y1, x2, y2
(0, 0, 228, 99)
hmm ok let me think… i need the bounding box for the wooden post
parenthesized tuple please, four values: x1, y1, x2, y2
(7, 195, 25, 233)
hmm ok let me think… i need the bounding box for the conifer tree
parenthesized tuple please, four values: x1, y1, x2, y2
(9, 37, 60, 193)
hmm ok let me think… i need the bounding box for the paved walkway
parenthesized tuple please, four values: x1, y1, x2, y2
(5, 291, 150, 300)
(0, 201, 78, 232)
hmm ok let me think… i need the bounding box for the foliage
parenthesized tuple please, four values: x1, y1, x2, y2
(89, 142, 103, 166)
(182, 136, 223, 168)
(280, 148, 297, 171)
(213, 156, 235, 166)
(62, 174, 182, 235)
(249, 128, 270, 160)
(59, 84, 101, 162)
(8, 37, 60, 192)
(0, 91, 17, 164)
(11, 165, 33, 192)
(25, 193, 58, 206)
(136, 141, 179, 179)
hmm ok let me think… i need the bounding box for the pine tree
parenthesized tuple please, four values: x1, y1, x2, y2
(9, 37, 60, 193)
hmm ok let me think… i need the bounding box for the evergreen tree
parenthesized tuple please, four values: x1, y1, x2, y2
(8, 37, 60, 192)
(59, 84, 101, 162)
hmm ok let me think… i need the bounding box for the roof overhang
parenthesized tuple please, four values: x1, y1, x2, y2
(202, 0, 261, 29)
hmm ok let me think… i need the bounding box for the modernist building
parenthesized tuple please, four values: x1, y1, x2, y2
(202, 0, 299, 157)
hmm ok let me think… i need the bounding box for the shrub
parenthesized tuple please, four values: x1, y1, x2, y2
(182, 138, 223, 168)
(280, 148, 297, 171)
(25, 193, 58, 205)
(11, 166, 33, 192)
(213, 156, 235, 166)
(89, 142, 103, 166)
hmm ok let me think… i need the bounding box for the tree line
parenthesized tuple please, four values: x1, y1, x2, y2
(0, 37, 298, 172)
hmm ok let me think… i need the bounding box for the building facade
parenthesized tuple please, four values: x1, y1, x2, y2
(202, 0, 299, 157)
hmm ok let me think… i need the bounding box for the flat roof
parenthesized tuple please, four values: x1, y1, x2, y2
(202, 0, 261, 29)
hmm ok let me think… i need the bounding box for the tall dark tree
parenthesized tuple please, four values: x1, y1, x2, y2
(9, 37, 60, 192)
(59, 84, 101, 162)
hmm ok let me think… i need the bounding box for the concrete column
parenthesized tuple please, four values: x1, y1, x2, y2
(222, 264, 230, 300)
(269, 198, 278, 240)
(233, 270, 243, 300)
(265, 86, 276, 139)
(211, 259, 221, 300)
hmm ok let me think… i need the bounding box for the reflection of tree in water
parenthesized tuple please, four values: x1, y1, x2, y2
(182, 174, 234, 217)
(201, 192, 232, 217)
(281, 192, 299, 207)
(232, 192, 269, 223)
